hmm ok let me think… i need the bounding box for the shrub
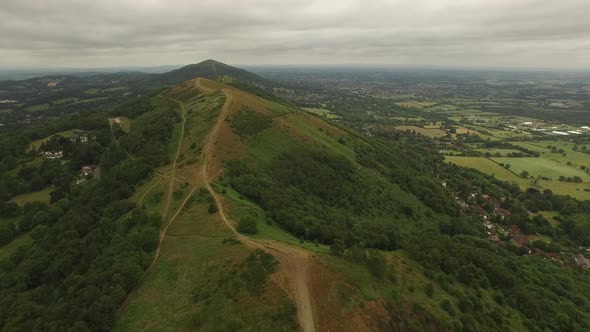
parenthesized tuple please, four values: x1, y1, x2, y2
(208, 203, 218, 214)
(238, 216, 258, 234)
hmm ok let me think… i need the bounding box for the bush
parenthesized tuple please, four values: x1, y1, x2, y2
(208, 203, 218, 214)
(238, 216, 258, 234)
(425, 283, 434, 298)
(330, 239, 345, 256)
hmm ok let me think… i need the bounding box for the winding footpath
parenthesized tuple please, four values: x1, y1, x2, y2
(195, 79, 316, 332)
(117, 80, 316, 332)
(115, 96, 187, 319)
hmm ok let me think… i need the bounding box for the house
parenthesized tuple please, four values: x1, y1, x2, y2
(42, 151, 63, 159)
(80, 165, 94, 177)
(552, 131, 569, 136)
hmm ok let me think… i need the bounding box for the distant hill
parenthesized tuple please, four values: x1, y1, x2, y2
(156, 59, 267, 86)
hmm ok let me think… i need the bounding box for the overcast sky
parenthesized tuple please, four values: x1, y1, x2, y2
(1, 0, 589, 69)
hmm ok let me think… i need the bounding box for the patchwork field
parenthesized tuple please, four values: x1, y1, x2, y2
(303, 107, 341, 119)
(491, 157, 590, 182)
(395, 100, 436, 108)
(395, 125, 446, 138)
(446, 156, 590, 200)
(29, 130, 80, 150)
(445, 156, 528, 187)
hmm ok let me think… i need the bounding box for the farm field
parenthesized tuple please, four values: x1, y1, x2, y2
(303, 107, 341, 119)
(29, 129, 80, 150)
(491, 157, 590, 181)
(396, 125, 446, 137)
(395, 100, 436, 108)
(512, 140, 590, 166)
(475, 147, 523, 155)
(445, 156, 529, 187)
(537, 179, 590, 201)
(446, 156, 590, 200)
(24, 103, 50, 112)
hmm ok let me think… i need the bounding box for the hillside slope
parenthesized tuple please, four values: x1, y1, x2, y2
(157, 59, 267, 86)
(135, 76, 590, 332)
(117, 76, 468, 331)
(6, 61, 588, 331)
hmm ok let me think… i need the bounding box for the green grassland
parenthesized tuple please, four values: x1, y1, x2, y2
(422, 104, 460, 112)
(178, 92, 224, 157)
(395, 100, 436, 109)
(84, 88, 101, 95)
(10, 187, 52, 205)
(119, 86, 297, 330)
(475, 148, 523, 156)
(395, 125, 446, 138)
(0, 233, 32, 262)
(24, 103, 50, 112)
(491, 157, 590, 182)
(116, 200, 297, 331)
(445, 156, 530, 188)
(512, 140, 590, 167)
(536, 179, 590, 201)
(29, 130, 80, 150)
(446, 156, 590, 200)
(52, 97, 81, 105)
(303, 107, 341, 119)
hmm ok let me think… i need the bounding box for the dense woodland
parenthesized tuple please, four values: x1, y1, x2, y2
(225, 123, 590, 331)
(0, 92, 176, 330)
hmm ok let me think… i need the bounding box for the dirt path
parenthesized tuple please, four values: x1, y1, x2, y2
(162, 98, 187, 219)
(118, 80, 316, 331)
(195, 78, 317, 332)
(116, 96, 187, 319)
(136, 178, 163, 207)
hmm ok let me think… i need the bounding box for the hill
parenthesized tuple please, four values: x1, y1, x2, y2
(156, 59, 267, 86)
(3, 64, 590, 331)
(115, 77, 590, 332)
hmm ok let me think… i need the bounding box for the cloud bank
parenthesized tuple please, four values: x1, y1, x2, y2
(1, 0, 589, 69)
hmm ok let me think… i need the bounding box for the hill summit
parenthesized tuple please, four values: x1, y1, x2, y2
(157, 59, 265, 85)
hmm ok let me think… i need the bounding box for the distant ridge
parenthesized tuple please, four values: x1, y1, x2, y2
(157, 59, 266, 85)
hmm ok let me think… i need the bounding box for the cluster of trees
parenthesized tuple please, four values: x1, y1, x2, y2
(405, 234, 590, 331)
(119, 96, 179, 166)
(358, 130, 460, 216)
(324, 95, 447, 124)
(225, 144, 427, 249)
(230, 107, 273, 137)
(215, 119, 590, 330)
(0, 91, 178, 330)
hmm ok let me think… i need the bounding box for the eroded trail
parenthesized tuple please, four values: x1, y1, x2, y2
(195, 79, 317, 332)
(116, 96, 187, 319)
(162, 98, 187, 220)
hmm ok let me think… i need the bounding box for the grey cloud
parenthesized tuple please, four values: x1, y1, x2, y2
(0, 0, 589, 69)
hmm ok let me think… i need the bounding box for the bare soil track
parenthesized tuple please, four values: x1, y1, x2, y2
(195, 78, 316, 332)
(116, 96, 187, 318)
(118, 79, 316, 332)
